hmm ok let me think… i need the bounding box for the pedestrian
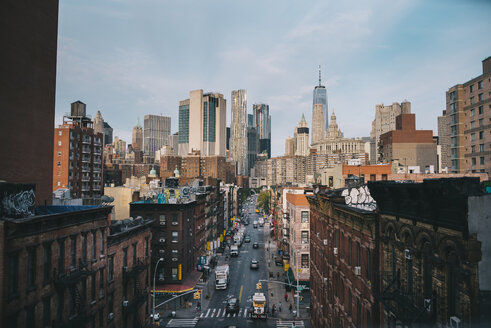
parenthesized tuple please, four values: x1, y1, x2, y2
(284, 292, 288, 302)
(277, 272, 280, 279)
(279, 302, 282, 312)
(289, 303, 293, 313)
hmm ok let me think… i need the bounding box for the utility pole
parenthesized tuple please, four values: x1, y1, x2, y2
(296, 268, 300, 318)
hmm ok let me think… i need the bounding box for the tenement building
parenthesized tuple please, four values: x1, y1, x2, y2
(0, 182, 115, 327)
(308, 180, 379, 328)
(369, 178, 491, 327)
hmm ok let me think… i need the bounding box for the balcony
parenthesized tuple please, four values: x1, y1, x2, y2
(93, 159, 101, 165)
(82, 147, 91, 154)
(93, 176, 101, 182)
(82, 156, 91, 163)
(82, 166, 90, 172)
(93, 167, 101, 173)
(123, 258, 147, 283)
(81, 185, 91, 192)
(94, 139, 102, 146)
(54, 261, 93, 289)
(122, 288, 148, 314)
(82, 138, 91, 145)
(81, 176, 90, 182)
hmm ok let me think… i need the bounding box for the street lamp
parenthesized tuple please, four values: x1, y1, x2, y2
(152, 257, 164, 321)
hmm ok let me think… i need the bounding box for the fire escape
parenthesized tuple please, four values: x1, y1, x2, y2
(53, 260, 94, 328)
(122, 257, 148, 328)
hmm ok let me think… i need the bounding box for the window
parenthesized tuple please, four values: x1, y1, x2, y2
(349, 238, 353, 266)
(145, 237, 149, 257)
(480, 157, 485, 165)
(43, 296, 51, 327)
(91, 274, 96, 302)
(172, 268, 178, 280)
(92, 231, 96, 261)
(366, 248, 371, 281)
(341, 233, 345, 259)
(26, 305, 35, 327)
(357, 299, 361, 327)
(159, 214, 166, 225)
(356, 242, 361, 267)
(123, 247, 128, 267)
(370, 174, 376, 181)
(57, 151, 61, 156)
(172, 231, 178, 243)
(172, 213, 179, 225)
(58, 141, 62, 146)
(471, 133, 476, 141)
(469, 84, 474, 93)
(479, 119, 483, 127)
(57, 290, 64, 321)
(348, 291, 352, 316)
(471, 121, 476, 128)
(407, 257, 413, 296)
(100, 229, 104, 255)
(44, 243, 51, 282)
(301, 254, 309, 268)
(8, 253, 19, 298)
(99, 269, 104, 298)
(58, 131, 62, 136)
(341, 279, 345, 304)
(382, 174, 388, 181)
(479, 131, 484, 140)
(70, 235, 76, 268)
(301, 211, 309, 223)
(472, 158, 476, 166)
(108, 293, 114, 319)
(471, 108, 475, 117)
(472, 145, 476, 153)
(58, 239, 65, 273)
(478, 93, 483, 102)
(479, 105, 484, 114)
(480, 144, 485, 152)
(470, 96, 475, 105)
(301, 231, 309, 244)
(450, 91, 456, 101)
(133, 243, 137, 265)
(108, 256, 114, 282)
(27, 247, 37, 289)
(82, 234, 87, 263)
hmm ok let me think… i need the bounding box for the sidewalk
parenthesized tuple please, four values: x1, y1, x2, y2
(264, 226, 310, 320)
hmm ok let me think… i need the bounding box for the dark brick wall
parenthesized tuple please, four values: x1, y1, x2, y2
(0, 0, 59, 206)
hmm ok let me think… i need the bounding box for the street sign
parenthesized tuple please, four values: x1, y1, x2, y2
(296, 286, 304, 292)
(200, 256, 207, 264)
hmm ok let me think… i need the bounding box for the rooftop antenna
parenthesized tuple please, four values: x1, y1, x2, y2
(318, 65, 321, 86)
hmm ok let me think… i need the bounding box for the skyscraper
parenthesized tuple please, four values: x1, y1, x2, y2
(285, 137, 295, 156)
(132, 118, 143, 151)
(311, 103, 325, 144)
(295, 114, 310, 156)
(103, 122, 113, 145)
(178, 89, 226, 156)
(313, 66, 328, 144)
(230, 89, 248, 176)
(253, 103, 271, 158)
(144, 114, 171, 156)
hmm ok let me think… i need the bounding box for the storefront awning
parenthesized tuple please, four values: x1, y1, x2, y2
(152, 270, 202, 294)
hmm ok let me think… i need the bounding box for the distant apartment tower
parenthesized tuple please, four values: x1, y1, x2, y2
(285, 137, 295, 156)
(437, 110, 450, 172)
(442, 56, 491, 174)
(313, 66, 328, 143)
(253, 103, 272, 158)
(113, 136, 126, 158)
(144, 114, 171, 155)
(295, 114, 310, 156)
(0, 0, 59, 205)
(132, 118, 143, 151)
(369, 101, 411, 164)
(311, 103, 325, 144)
(178, 89, 226, 157)
(247, 125, 260, 176)
(230, 89, 248, 175)
(53, 101, 104, 204)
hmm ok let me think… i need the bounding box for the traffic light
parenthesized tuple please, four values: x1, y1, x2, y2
(256, 282, 262, 290)
(300, 296, 303, 301)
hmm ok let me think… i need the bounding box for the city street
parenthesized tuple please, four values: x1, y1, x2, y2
(161, 196, 309, 328)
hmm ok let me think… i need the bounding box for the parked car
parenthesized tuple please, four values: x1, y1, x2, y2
(250, 259, 259, 269)
(253, 242, 259, 249)
(226, 297, 240, 313)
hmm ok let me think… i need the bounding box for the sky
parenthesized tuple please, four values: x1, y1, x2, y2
(55, 0, 491, 157)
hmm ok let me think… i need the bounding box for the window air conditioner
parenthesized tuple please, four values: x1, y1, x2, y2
(323, 277, 328, 283)
(159, 238, 165, 243)
(323, 239, 328, 246)
(450, 316, 461, 328)
(333, 247, 338, 255)
(424, 298, 432, 312)
(123, 266, 128, 273)
(354, 266, 361, 275)
(108, 313, 114, 320)
(405, 249, 412, 260)
(123, 300, 129, 307)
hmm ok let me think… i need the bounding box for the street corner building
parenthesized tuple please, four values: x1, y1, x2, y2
(0, 181, 153, 328)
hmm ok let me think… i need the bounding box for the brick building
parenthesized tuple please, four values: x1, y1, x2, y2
(107, 217, 153, 328)
(379, 113, 437, 173)
(369, 178, 491, 327)
(53, 101, 104, 204)
(0, 182, 112, 328)
(308, 183, 379, 328)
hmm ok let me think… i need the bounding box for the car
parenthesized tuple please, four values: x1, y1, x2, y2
(253, 242, 259, 249)
(244, 236, 251, 243)
(226, 297, 240, 313)
(250, 259, 259, 269)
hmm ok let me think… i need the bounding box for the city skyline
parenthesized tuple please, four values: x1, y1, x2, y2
(55, 1, 491, 157)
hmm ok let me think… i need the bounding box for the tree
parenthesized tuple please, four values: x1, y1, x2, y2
(257, 190, 270, 214)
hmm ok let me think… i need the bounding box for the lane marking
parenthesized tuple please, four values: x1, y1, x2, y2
(239, 284, 244, 303)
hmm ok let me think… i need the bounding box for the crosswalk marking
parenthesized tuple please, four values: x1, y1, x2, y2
(210, 308, 216, 318)
(166, 318, 199, 327)
(243, 308, 248, 317)
(216, 308, 221, 317)
(276, 320, 304, 328)
(199, 307, 252, 319)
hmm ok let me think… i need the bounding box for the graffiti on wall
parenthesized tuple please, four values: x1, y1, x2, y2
(341, 185, 376, 211)
(1, 188, 36, 218)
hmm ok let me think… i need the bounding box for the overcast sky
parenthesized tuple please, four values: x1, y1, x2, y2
(55, 0, 491, 157)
